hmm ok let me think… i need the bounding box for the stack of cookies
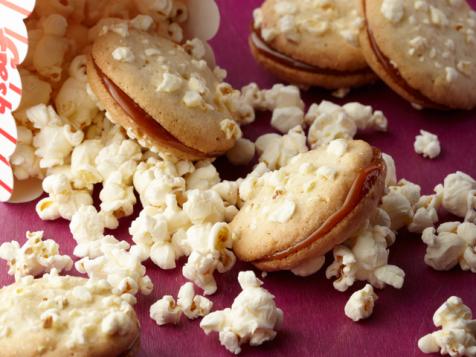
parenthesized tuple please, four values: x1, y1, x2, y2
(250, 0, 476, 110)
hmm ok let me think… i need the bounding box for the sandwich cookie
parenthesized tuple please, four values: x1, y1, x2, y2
(231, 139, 386, 273)
(360, 0, 476, 110)
(0, 273, 140, 357)
(250, 0, 377, 89)
(88, 29, 241, 160)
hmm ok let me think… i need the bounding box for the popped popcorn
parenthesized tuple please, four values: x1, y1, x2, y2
(200, 271, 283, 354)
(270, 106, 304, 134)
(226, 138, 256, 166)
(418, 296, 476, 356)
(95, 139, 142, 181)
(10, 126, 43, 180)
(182, 222, 236, 295)
(99, 171, 137, 229)
(220, 119, 243, 141)
(70, 139, 103, 190)
(150, 296, 182, 326)
(177, 282, 213, 319)
(255, 125, 308, 170)
(414, 130, 441, 159)
(305, 101, 387, 149)
(344, 284, 378, 322)
(422, 221, 476, 272)
(0, 231, 72, 280)
(380, 179, 422, 231)
(408, 192, 443, 233)
(183, 190, 225, 225)
(26, 104, 84, 169)
(75, 245, 153, 296)
(36, 173, 93, 221)
(185, 161, 220, 190)
(112, 47, 135, 62)
(326, 223, 404, 291)
(130, 206, 186, 270)
(436, 172, 476, 221)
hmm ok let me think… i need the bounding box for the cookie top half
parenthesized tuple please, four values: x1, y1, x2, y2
(254, 0, 369, 72)
(362, 0, 476, 109)
(231, 140, 385, 265)
(0, 275, 139, 357)
(90, 29, 238, 158)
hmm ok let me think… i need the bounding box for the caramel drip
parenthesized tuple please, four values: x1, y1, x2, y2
(257, 153, 384, 262)
(250, 30, 374, 76)
(94, 60, 218, 158)
(363, 0, 445, 110)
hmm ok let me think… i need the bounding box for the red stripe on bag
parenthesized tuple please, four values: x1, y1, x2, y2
(0, 128, 17, 144)
(0, 0, 31, 16)
(0, 155, 10, 167)
(0, 178, 12, 193)
(9, 83, 21, 95)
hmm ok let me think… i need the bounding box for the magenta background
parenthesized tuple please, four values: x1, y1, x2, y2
(2, 1, 476, 356)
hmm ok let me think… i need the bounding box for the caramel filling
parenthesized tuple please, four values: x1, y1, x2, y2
(93, 60, 217, 158)
(363, 0, 444, 109)
(257, 150, 384, 263)
(250, 30, 374, 76)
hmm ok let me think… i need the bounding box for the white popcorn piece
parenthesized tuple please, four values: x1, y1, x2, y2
(157, 72, 183, 93)
(182, 223, 236, 295)
(256, 126, 308, 170)
(344, 284, 378, 322)
(150, 296, 182, 326)
(130, 15, 154, 31)
(422, 221, 476, 272)
(382, 153, 397, 187)
(291, 255, 326, 277)
(408, 192, 443, 233)
(226, 138, 256, 166)
(220, 119, 242, 141)
(95, 139, 142, 182)
(70, 205, 105, 243)
(342, 103, 388, 132)
(437, 171, 476, 220)
(271, 106, 305, 134)
(10, 126, 42, 180)
(183, 38, 206, 60)
(177, 282, 213, 319)
(418, 296, 476, 356)
(263, 84, 304, 110)
(70, 140, 103, 190)
(0, 231, 72, 280)
(414, 130, 441, 159)
(27, 105, 84, 169)
(326, 224, 404, 291)
(183, 190, 225, 225)
(381, 0, 405, 23)
(200, 271, 283, 354)
(186, 162, 220, 190)
(212, 181, 240, 207)
(36, 174, 93, 221)
(306, 103, 357, 149)
(326, 139, 349, 159)
(183, 90, 205, 108)
(129, 205, 187, 270)
(75, 245, 153, 296)
(381, 179, 421, 231)
(112, 47, 135, 63)
(99, 171, 137, 226)
(268, 198, 296, 223)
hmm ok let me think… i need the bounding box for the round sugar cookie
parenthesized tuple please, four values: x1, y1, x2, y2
(88, 29, 240, 160)
(231, 140, 386, 272)
(360, 0, 476, 110)
(249, 0, 377, 89)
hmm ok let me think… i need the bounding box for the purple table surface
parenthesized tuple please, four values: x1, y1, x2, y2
(2, 1, 476, 356)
